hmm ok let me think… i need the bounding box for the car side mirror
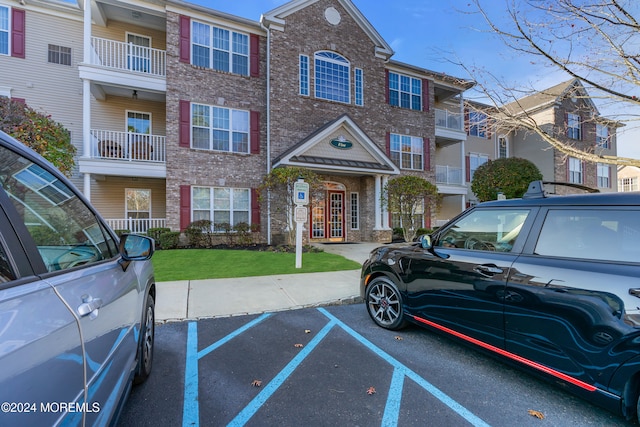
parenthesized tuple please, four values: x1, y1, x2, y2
(119, 234, 155, 261)
(419, 234, 432, 249)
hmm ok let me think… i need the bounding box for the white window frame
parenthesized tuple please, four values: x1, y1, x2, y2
(350, 192, 359, 230)
(191, 103, 249, 153)
(596, 124, 609, 149)
(314, 51, 350, 104)
(191, 187, 251, 231)
(469, 153, 489, 181)
(390, 133, 424, 171)
(0, 5, 9, 56)
(568, 157, 583, 184)
(567, 113, 581, 140)
(354, 68, 364, 106)
(125, 188, 152, 220)
(191, 21, 249, 76)
(619, 177, 639, 192)
(48, 44, 72, 66)
(299, 54, 310, 96)
(388, 71, 422, 111)
(126, 110, 152, 134)
(469, 111, 487, 138)
(497, 136, 508, 158)
(597, 163, 610, 188)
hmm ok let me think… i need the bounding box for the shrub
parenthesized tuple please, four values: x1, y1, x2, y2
(147, 227, 171, 243)
(114, 229, 130, 238)
(158, 231, 180, 250)
(185, 220, 214, 248)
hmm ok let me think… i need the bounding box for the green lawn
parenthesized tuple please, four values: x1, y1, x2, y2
(151, 249, 361, 281)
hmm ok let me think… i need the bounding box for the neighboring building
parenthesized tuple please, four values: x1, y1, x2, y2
(618, 166, 640, 192)
(0, 0, 473, 244)
(503, 79, 619, 196)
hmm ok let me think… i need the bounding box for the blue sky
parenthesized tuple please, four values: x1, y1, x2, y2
(190, 0, 638, 159)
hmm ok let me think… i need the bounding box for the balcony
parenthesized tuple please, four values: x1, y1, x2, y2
(435, 109, 466, 146)
(92, 130, 166, 163)
(106, 218, 166, 234)
(90, 37, 166, 77)
(436, 165, 463, 185)
(435, 109, 463, 131)
(79, 130, 166, 178)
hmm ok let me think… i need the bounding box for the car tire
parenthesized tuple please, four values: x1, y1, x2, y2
(134, 295, 155, 385)
(365, 277, 406, 330)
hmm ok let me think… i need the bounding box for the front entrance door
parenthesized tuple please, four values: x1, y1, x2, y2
(310, 183, 345, 242)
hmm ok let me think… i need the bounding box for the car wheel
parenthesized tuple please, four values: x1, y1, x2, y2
(365, 277, 406, 330)
(134, 295, 155, 385)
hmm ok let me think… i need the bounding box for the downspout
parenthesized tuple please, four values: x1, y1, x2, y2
(260, 19, 272, 245)
(82, 0, 92, 200)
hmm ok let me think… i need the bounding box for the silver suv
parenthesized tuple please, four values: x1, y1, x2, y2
(0, 130, 156, 426)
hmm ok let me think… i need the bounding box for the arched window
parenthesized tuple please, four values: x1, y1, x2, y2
(314, 51, 350, 103)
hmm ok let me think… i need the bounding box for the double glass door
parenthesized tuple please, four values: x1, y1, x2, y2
(311, 188, 344, 241)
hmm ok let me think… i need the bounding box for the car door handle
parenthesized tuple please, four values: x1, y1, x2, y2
(630, 288, 640, 298)
(474, 265, 503, 276)
(78, 297, 103, 318)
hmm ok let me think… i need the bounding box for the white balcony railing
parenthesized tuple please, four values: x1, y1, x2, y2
(91, 37, 166, 77)
(436, 165, 463, 185)
(91, 130, 166, 163)
(106, 218, 166, 234)
(435, 109, 463, 131)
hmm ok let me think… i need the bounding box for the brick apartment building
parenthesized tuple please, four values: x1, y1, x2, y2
(0, 0, 617, 243)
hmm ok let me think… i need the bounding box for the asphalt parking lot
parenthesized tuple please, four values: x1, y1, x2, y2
(119, 304, 635, 426)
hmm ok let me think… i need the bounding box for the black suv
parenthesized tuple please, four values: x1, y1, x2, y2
(361, 181, 640, 422)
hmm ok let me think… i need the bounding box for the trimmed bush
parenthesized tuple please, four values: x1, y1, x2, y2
(158, 231, 180, 250)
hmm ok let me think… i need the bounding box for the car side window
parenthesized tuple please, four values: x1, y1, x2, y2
(437, 209, 530, 252)
(0, 146, 118, 272)
(535, 209, 640, 263)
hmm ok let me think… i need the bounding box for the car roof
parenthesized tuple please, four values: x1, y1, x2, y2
(479, 191, 640, 208)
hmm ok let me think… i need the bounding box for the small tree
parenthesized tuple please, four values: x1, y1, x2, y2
(384, 175, 439, 243)
(471, 157, 543, 202)
(258, 167, 322, 245)
(0, 97, 76, 176)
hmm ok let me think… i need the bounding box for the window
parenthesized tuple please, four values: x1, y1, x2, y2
(354, 68, 363, 106)
(388, 72, 422, 111)
(48, 44, 71, 66)
(468, 111, 487, 138)
(619, 177, 639, 192)
(0, 6, 8, 55)
(299, 55, 309, 96)
(437, 209, 530, 252)
(568, 157, 583, 184)
(597, 163, 610, 188)
(498, 136, 508, 158)
(350, 192, 359, 230)
(567, 113, 581, 140)
(535, 209, 640, 262)
(192, 187, 250, 231)
(191, 103, 249, 153)
(390, 133, 423, 170)
(469, 153, 488, 181)
(126, 188, 151, 222)
(596, 124, 609, 149)
(315, 51, 350, 103)
(192, 21, 248, 75)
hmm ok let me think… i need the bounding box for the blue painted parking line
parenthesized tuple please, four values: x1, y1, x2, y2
(181, 309, 491, 427)
(318, 308, 491, 427)
(182, 313, 273, 427)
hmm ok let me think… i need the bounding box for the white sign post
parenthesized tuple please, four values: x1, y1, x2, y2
(293, 179, 309, 268)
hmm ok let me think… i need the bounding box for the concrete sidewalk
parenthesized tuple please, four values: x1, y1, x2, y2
(155, 242, 382, 322)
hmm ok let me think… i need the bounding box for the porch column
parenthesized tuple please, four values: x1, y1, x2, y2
(374, 175, 382, 230)
(382, 175, 390, 229)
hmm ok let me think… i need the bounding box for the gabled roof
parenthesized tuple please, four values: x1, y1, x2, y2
(503, 78, 599, 116)
(272, 114, 400, 175)
(261, 0, 394, 60)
